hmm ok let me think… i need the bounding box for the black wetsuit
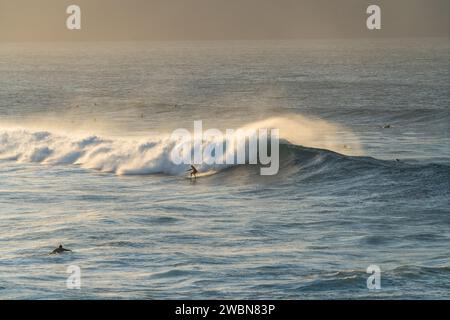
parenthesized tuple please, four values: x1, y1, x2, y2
(51, 246, 72, 254)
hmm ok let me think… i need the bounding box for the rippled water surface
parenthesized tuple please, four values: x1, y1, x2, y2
(0, 39, 449, 299)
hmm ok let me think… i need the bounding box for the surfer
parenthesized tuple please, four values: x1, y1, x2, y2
(51, 244, 72, 255)
(187, 165, 198, 178)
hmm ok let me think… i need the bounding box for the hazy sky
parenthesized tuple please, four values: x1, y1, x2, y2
(0, 0, 448, 41)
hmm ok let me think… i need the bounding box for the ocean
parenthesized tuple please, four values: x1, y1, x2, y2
(0, 38, 449, 299)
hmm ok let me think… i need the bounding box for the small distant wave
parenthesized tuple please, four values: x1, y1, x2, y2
(392, 265, 450, 278)
(296, 265, 450, 296)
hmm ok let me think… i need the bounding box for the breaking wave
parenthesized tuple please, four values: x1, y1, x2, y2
(0, 114, 448, 190)
(0, 115, 363, 176)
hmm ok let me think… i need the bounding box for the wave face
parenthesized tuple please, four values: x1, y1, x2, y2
(279, 143, 450, 193)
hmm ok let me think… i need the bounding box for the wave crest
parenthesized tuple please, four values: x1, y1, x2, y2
(0, 115, 362, 176)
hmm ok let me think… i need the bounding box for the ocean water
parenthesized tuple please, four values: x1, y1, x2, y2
(0, 38, 449, 299)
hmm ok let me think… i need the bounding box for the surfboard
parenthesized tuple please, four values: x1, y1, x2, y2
(186, 170, 217, 179)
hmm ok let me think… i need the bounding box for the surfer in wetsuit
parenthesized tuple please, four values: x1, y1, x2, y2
(187, 165, 198, 178)
(51, 244, 72, 255)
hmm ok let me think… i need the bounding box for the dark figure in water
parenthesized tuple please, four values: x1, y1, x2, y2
(51, 244, 72, 255)
(187, 165, 198, 178)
